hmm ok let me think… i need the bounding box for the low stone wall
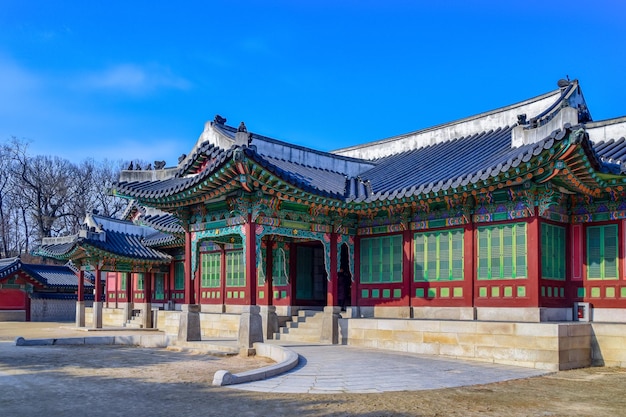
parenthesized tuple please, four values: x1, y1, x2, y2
(340, 318, 592, 371)
(591, 323, 626, 367)
(0, 310, 25, 321)
(155, 311, 240, 339)
(157, 310, 181, 336)
(102, 308, 127, 327)
(200, 312, 239, 338)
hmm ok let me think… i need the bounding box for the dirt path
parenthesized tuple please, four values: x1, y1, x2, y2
(1, 322, 625, 416)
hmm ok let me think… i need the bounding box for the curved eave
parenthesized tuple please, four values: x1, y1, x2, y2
(33, 243, 82, 261)
(114, 159, 239, 209)
(81, 242, 171, 265)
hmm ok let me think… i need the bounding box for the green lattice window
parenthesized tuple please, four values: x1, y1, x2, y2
(174, 262, 185, 290)
(226, 249, 245, 287)
(272, 247, 289, 286)
(360, 234, 403, 284)
(477, 223, 527, 280)
(587, 224, 618, 280)
(136, 273, 144, 290)
(414, 228, 464, 281)
(201, 252, 221, 288)
(120, 273, 127, 291)
(154, 273, 165, 299)
(541, 223, 566, 280)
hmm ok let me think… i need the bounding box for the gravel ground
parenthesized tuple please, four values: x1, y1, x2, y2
(1, 322, 625, 417)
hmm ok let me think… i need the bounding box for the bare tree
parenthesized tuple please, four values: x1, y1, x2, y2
(11, 144, 77, 240)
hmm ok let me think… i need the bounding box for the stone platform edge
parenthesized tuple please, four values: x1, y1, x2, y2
(212, 343, 299, 386)
(15, 334, 173, 348)
(14, 336, 300, 386)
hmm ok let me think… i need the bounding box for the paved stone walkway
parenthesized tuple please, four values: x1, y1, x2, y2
(232, 343, 549, 394)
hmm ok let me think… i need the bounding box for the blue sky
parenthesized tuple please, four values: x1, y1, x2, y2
(1, 1, 625, 166)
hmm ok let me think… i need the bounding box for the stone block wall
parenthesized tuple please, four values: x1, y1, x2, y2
(102, 308, 126, 327)
(30, 299, 76, 322)
(341, 318, 592, 371)
(591, 323, 626, 367)
(157, 310, 181, 336)
(0, 310, 25, 321)
(155, 310, 240, 339)
(200, 312, 239, 338)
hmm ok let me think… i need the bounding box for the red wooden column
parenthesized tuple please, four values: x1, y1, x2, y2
(126, 273, 133, 304)
(220, 246, 227, 306)
(526, 209, 541, 307)
(183, 231, 195, 305)
(77, 270, 85, 302)
(402, 230, 412, 307)
(327, 233, 339, 307)
(244, 215, 257, 305)
(94, 267, 103, 302)
(144, 271, 153, 328)
(92, 266, 103, 328)
(464, 222, 475, 308)
(353, 237, 360, 308)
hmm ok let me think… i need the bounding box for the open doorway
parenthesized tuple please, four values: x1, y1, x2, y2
(293, 242, 327, 306)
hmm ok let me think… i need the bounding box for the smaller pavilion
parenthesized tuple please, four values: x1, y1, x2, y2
(35, 212, 172, 328)
(0, 256, 94, 321)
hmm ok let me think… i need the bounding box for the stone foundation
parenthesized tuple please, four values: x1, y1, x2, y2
(476, 307, 542, 322)
(590, 308, 626, 323)
(413, 307, 476, 320)
(341, 318, 592, 371)
(591, 323, 626, 367)
(0, 310, 25, 321)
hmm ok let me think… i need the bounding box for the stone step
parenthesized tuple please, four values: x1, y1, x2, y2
(297, 310, 323, 318)
(274, 333, 322, 343)
(280, 326, 321, 336)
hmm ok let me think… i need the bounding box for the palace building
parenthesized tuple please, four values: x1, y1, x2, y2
(35, 80, 626, 369)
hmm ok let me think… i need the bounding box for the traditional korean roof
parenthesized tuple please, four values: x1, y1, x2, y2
(0, 257, 93, 289)
(34, 212, 171, 265)
(112, 80, 626, 212)
(122, 201, 184, 235)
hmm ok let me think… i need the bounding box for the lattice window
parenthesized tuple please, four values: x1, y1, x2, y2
(477, 223, 527, 280)
(587, 224, 618, 280)
(201, 252, 221, 288)
(414, 228, 464, 281)
(174, 262, 185, 290)
(272, 247, 289, 286)
(360, 234, 403, 283)
(226, 249, 245, 287)
(541, 223, 566, 280)
(136, 273, 144, 290)
(154, 273, 165, 299)
(120, 273, 127, 291)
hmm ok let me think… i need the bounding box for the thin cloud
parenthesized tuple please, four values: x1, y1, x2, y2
(77, 64, 191, 94)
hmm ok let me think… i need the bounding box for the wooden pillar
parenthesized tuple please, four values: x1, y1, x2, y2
(464, 222, 475, 308)
(245, 215, 257, 305)
(402, 230, 412, 307)
(353, 237, 360, 308)
(143, 271, 153, 328)
(184, 231, 195, 305)
(220, 246, 227, 307)
(94, 268, 103, 302)
(77, 270, 85, 302)
(92, 267, 103, 328)
(327, 233, 339, 307)
(527, 209, 541, 307)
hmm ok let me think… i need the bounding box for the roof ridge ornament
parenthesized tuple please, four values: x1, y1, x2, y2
(235, 121, 251, 146)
